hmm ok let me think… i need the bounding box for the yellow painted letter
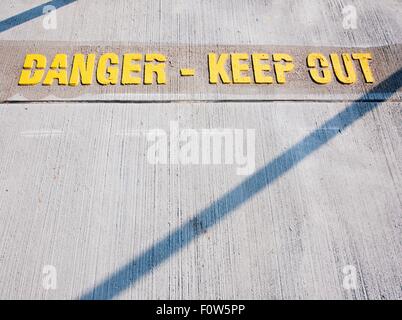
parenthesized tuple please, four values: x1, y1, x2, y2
(307, 53, 332, 84)
(19, 54, 47, 85)
(208, 53, 230, 84)
(252, 53, 273, 84)
(231, 53, 251, 84)
(330, 53, 356, 84)
(144, 53, 166, 85)
(43, 53, 68, 86)
(97, 53, 119, 85)
(122, 53, 142, 85)
(273, 53, 294, 84)
(352, 53, 374, 83)
(69, 53, 96, 86)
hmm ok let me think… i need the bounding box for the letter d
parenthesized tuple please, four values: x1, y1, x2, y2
(19, 54, 47, 85)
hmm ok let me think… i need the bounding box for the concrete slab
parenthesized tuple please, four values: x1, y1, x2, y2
(0, 101, 400, 299)
(0, 0, 401, 300)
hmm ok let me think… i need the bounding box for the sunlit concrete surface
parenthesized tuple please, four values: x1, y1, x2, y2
(1, 0, 401, 46)
(0, 0, 401, 299)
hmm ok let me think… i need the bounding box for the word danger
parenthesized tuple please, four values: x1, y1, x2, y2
(18, 53, 167, 86)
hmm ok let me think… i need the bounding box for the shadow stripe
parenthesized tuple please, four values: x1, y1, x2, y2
(79, 69, 402, 300)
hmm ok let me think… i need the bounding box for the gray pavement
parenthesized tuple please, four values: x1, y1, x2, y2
(0, 0, 401, 299)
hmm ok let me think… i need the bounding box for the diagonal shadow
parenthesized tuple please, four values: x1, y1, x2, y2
(80, 69, 402, 300)
(0, 0, 76, 33)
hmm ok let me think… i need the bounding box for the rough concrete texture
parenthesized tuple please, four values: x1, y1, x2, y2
(0, 0, 401, 300)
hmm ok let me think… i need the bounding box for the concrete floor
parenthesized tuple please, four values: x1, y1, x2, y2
(0, 0, 401, 299)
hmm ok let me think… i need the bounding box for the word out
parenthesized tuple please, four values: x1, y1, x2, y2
(307, 52, 374, 84)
